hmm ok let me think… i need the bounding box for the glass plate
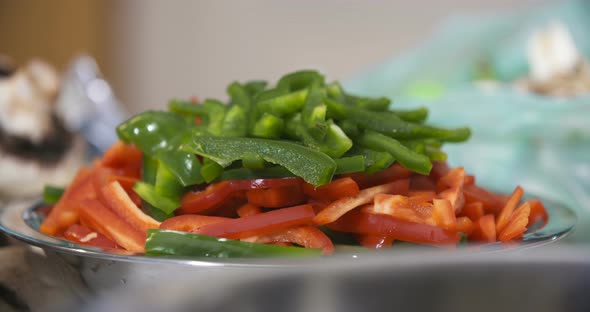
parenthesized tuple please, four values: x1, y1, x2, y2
(0, 195, 577, 267)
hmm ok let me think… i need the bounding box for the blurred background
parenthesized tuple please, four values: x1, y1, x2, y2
(1, 0, 542, 113)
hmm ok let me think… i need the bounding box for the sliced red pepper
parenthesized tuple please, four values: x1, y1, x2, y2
(195, 204, 316, 239)
(78, 199, 146, 252)
(471, 214, 496, 243)
(495, 186, 524, 233)
(314, 179, 409, 225)
(100, 181, 161, 235)
(432, 199, 457, 230)
(250, 225, 334, 255)
(498, 202, 530, 242)
(460, 202, 484, 221)
(463, 184, 505, 214)
(179, 178, 303, 214)
(346, 164, 411, 189)
(526, 199, 549, 229)
(246, 184, 306, 208)
(64, 224, 120, 249)
(357, 235, 394, 249)
(160, 215, 230, 232)
(40, 166, 94, 236)
(302, 177, 360, 201)
(456, 216, 475, 236)
(101, 141, 142, 172)
(237, 203, 262, 217)
(327, 210, 460, 246)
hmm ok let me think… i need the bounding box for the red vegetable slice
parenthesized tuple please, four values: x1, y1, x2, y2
(314, 179, 409, 225)
(302, 177, 360, 201)
(40, 166, 94, 236)
(527, 199, 549, 229)
(160, 215, 230, 232)
(195, 204, 316, 239)
(100, 181, 160, 235)
(78, 199, 146, 252)
(346, 164, 412, 189)
(64, 224, 120, 249)
(495, 186, 524, 233)
(357, 235, 394, 249)
(471, 214, 496, 243)
(246, 184, 306, 208)
(249, 225, 334, 255)
(499, 202, 530, 242)
(328, 210, 460, 246)
(179, 178, 303, 214)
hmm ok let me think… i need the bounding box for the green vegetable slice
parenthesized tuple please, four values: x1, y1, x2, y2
(43, 185, 65, 204)
(182, 134, 336, 186)
(145, 229, 322, 258)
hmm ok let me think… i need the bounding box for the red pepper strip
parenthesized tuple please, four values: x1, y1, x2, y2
(249, 226, 335, 255)
(302, 177, 360, 202)
(108, 175, 141, 206)
(526, 199, 549, 229)
(456, 216, 475, 236)
(40, 166, 95, 236)
(160, 215, 230, 232)
(470, 214, 496, 243)
(313, 179, 409, 225)
(436, 167, 465, 213)
(237, 203, 262, 217)
(498, 202, 530, 242)
(195, 204, 316, 239)
(179, 178, 303, 214)
(357, 235, 394, 249)
(101, 141, 142, 171)
(246, 184, 306, 208)
(327, 210, 460, 246)
(460, 202, 484, 221)
(100, 181, 161, 235)
(463, 184, 505, 214)
(78, 199, 146, 252)
(346, 164, 411, 189)
(495, 186, 524, 233)
(64, 224, 120, 249)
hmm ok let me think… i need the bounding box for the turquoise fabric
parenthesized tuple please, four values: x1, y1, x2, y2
(345, 0, 590, 241)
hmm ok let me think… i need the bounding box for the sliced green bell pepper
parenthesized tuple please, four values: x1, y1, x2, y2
(43, 185, 64, 204)
(182, 134, 336, 186)
(116, 111, 205, 186)
(145, 229, 322, 258)
(359, 130, 432, 175)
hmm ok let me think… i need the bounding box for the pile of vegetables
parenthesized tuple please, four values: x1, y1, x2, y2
(39, 70, 549, 258)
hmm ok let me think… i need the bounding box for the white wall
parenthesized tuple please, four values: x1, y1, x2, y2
(106, 0, 542, 113)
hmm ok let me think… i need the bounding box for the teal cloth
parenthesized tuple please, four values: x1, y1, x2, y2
(345, 0, 590, 241)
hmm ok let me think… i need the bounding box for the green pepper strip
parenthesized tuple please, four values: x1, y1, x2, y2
(391, 107, 429, 123)
(168, 99, 207, 116)
(43, 185, 65, 204)
(251, 113, 284, 139)
(200, 158, 224, 183)
(276, 70, 325, 92)
(145, 229, 322, 258)
(334, 155, 365, 175)
(217, 166, 295, 181)
(133, 182, 179, 215)
(257, 89, 309, 117)
(346, 147, 395, 174)
(140, 155, 173, 221)
(116, 111, 204, 186)
(182, 134, 336, 186)
(339, 105, 471, 142)
(359, 130, 432, 175)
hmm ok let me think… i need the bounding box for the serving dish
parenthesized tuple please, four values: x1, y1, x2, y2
(0, 195, 576, 294)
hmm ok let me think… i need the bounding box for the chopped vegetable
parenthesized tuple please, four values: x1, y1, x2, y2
(42, 185, 65, 204)
(145, 229, 322, 258)
(38, 69, 549, 258)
